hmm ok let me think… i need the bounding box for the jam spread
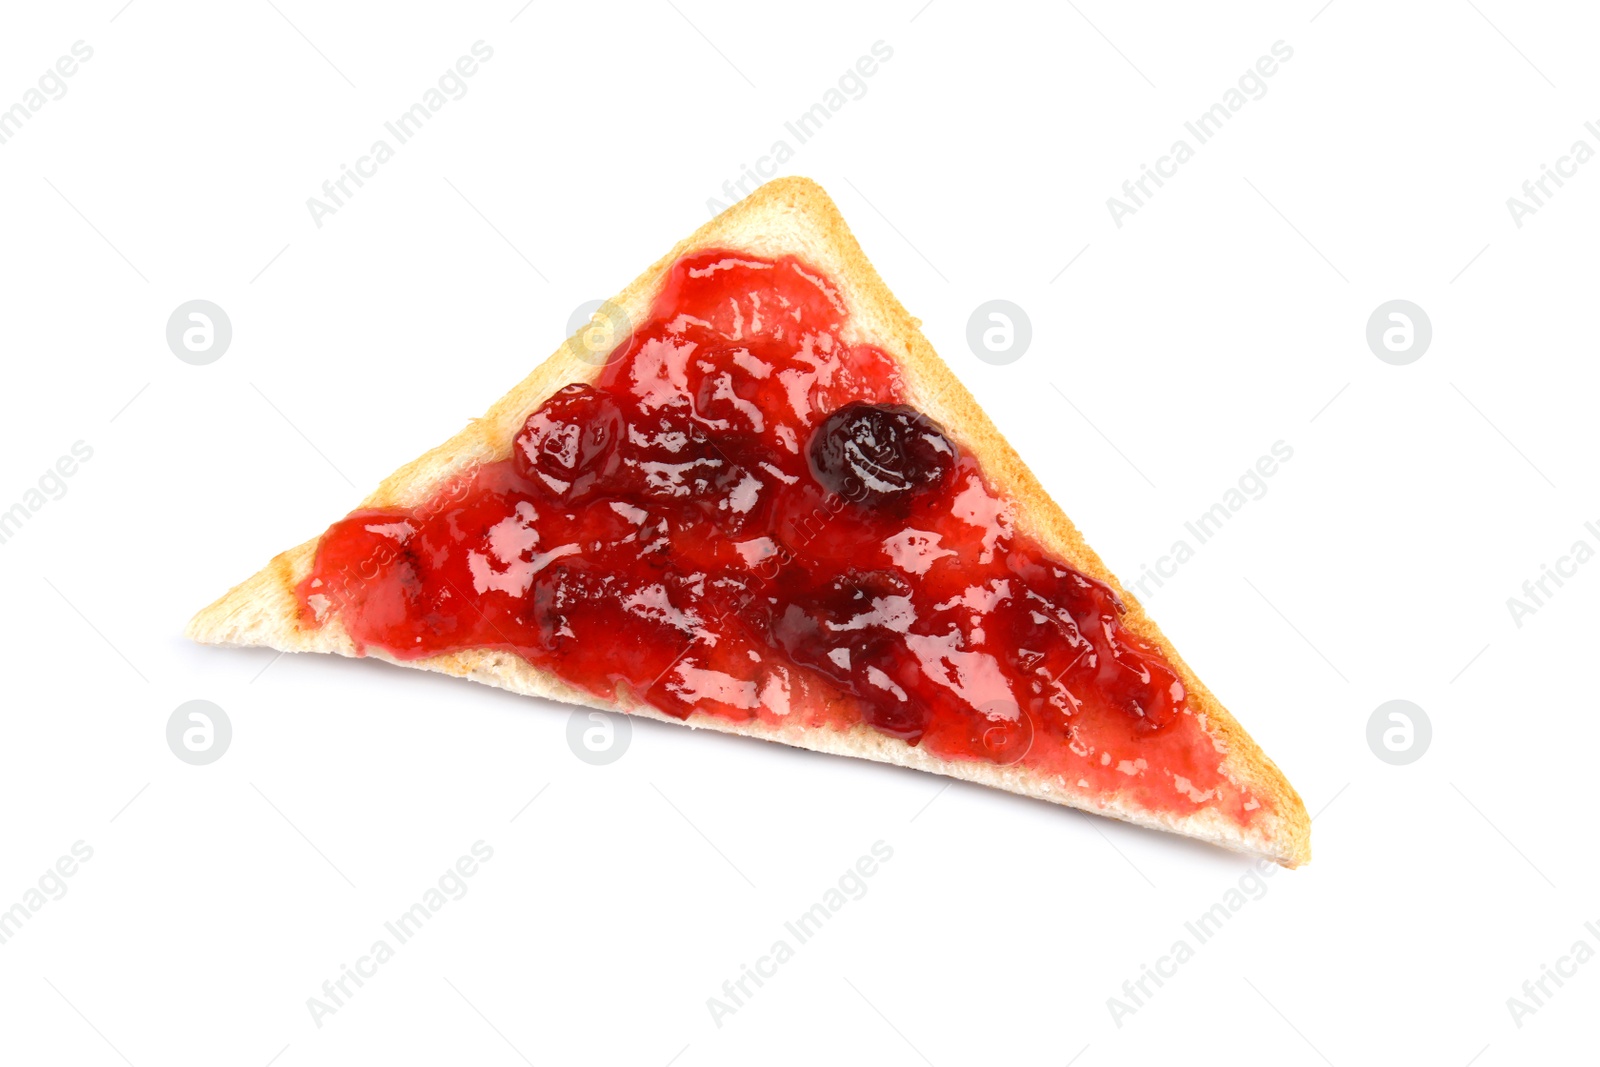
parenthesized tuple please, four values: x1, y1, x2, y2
(298, 251, 1263, 823)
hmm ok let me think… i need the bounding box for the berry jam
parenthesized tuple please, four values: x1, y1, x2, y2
(298, 251, 1261, 822)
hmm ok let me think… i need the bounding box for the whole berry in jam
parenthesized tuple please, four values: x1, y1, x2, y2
(807, 402, 957, 508)
(768, 570, 929, 741)
(513, 384, 624, 502)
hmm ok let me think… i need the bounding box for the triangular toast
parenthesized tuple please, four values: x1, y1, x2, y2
(189, 177, 1310, 867)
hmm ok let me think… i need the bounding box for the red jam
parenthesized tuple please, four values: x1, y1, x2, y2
(298, 251, 1263, 823)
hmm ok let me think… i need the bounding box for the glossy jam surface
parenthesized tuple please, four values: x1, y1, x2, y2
(299, 251, 1261, 822)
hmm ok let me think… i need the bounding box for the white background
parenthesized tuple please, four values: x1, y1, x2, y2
(1, 1, 1596, 1064)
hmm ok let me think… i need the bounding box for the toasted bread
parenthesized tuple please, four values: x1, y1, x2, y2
(188, 177, 1310, 867)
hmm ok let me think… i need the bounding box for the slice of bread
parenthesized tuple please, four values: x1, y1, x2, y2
(188, 177, 1310, 867)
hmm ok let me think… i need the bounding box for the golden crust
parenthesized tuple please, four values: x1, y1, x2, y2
(188, 177, 1309, 867)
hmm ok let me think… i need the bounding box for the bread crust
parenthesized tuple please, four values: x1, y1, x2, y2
(188, 177, 1310, 867)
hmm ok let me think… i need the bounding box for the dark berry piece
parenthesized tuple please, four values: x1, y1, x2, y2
(767, 570, 928, 741)
(807, 402, 958, 508)
(513, 384, 624, 502)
